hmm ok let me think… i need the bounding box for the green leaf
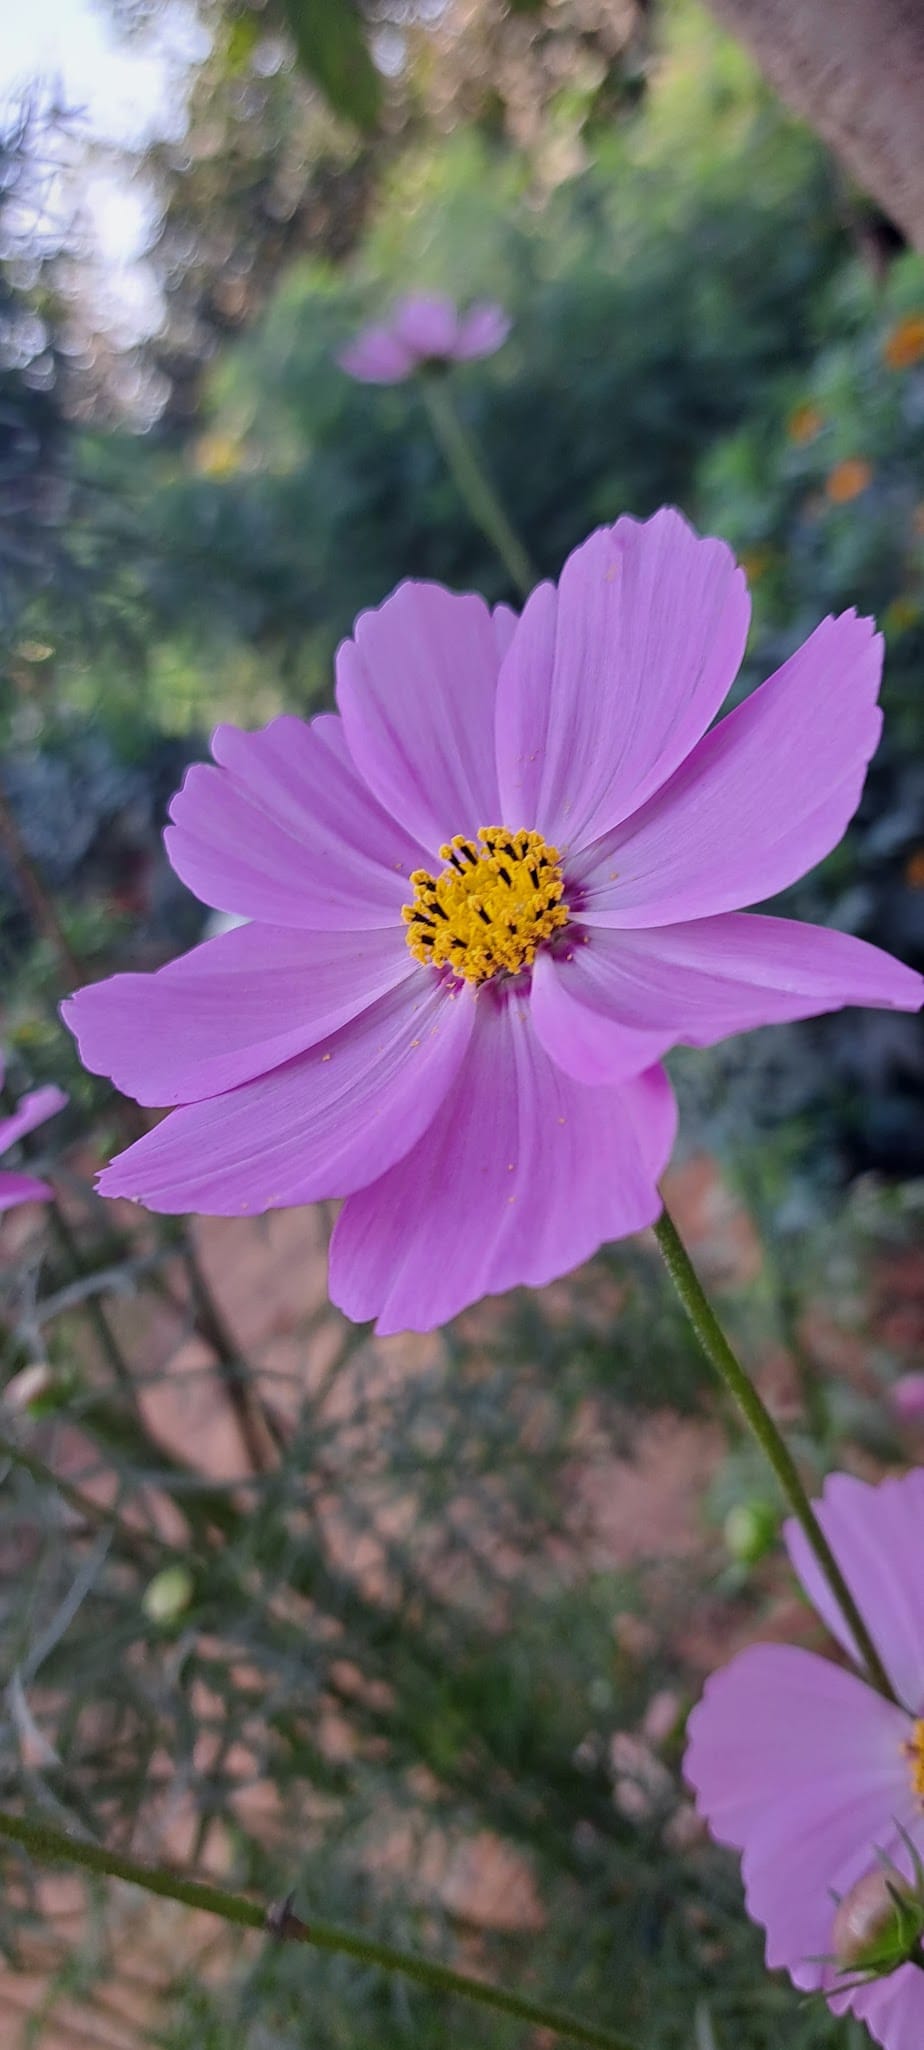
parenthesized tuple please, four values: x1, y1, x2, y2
(274, 0, 382, 132)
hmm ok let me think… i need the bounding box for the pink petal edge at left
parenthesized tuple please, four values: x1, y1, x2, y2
(685, 1640, 915, 1990)
(329, 999, 676, 1333)
(784, 1470, 924, 1714)
(0, 1171, 54, 1211)
(0, 1085, 69, 1157)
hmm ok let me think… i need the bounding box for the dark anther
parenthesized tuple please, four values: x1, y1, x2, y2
(431, 902, 450, 921)
(448, 852, 464, 872)
(462, 843, 479, 864)
(528, 867, 540, 887)
(475, 905, 492, 925)
(502, 841, 518, 861)
(413, 912, 436, 927)
(498, 865, 512, 885)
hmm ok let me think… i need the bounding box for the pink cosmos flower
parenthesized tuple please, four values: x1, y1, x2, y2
(0, 1057, 67, 1211)
(337, 291, 510, 383)
(685, 1471, 924, 2050)
(891, 1375, 924, 1426)
(63, 509, 921, 1333)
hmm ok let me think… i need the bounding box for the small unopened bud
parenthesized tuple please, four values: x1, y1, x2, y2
(832, 1866, 924, 1980)
(723, 1500, 778, 1566)
(142, 1565, 194, 1628)
(3, 1363, 55, 1413)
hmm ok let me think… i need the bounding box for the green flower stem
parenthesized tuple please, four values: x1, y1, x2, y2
(420, 373, 536, 597)
(0, 1807, 638, 2050)
(653, 1204, 897, 1705)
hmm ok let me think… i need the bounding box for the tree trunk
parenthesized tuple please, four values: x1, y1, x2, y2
(699, 0, 924, 253)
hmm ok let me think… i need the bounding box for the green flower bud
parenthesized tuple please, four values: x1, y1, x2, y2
(142, 1565, 194, 1628)
(723, 1500, 779, 1565)
(832, 1864, 924, 1982)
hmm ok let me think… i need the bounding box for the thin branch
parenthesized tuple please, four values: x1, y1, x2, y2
(0, 1806, 639, 2050)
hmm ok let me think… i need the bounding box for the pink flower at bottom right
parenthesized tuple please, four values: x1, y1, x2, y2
(686, 1471, 924, 2050)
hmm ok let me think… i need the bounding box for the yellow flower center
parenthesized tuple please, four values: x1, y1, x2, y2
(402, 827, 570, 985)
(906, 1721, 924, 1799)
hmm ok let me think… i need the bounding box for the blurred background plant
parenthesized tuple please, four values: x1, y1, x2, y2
(0, 0, 922, 2045)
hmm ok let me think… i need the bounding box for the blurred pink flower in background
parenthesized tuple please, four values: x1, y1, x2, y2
(892, 1374, 924, 1425)
(686, 1470, 924, 2050)
(0, 1058, 67, 1212)
(338, 291, 511, 383)
(64, 509, 921, 1333)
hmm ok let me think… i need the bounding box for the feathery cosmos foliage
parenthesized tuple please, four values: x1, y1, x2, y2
(0, 1057, 66, 1211)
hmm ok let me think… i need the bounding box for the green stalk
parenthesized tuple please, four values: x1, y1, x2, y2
(0, 1806, 638, 2050)
(653, 1205, 897, 1705)
(421, 373, 536, 597)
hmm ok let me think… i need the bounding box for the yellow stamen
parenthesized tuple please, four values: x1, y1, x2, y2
(402, 826, 570, 985)
(906, 1721, 924, 1799)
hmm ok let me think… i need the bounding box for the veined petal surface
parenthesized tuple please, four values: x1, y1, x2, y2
(337, 581, 503, 851)
(64, 923, 414, 1107)
(329, 1000, 675, 1332)
(96, 974, 474, 1215)
(166, 714, 427, 929)
(574, 610, 883, 925)
(530, 915, 922, 1085)
(495, 510, 749, 849)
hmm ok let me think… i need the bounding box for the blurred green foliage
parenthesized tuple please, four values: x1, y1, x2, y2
(85, 9, 848, 722)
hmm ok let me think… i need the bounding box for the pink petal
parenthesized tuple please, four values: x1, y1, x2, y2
(453, 302, 511, 360)
(685, 1642, 914, 1990)
(573, 609, 883, 925)
(492, 601, 518, 665)
(531, 944, 674, 1084)
(336, 581, 503, 851)
(165, 713, 428, 929)
(0, 1171, 54, 1211)
(391, 292, 459, 359)
(530, 914, 922, 1085)
(337, 327, 416, 383)
(495, 510, 749, 851)
(329, 1000, 675, 1332)
(0, 1085, 68, 1157)
(63, 923, 413, 1107)
(784, 1471, 924, 1713)
(891, 1373, 924, 1423)
(95, 974, 474, 1215)
(840, 1956, 924, 2050)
